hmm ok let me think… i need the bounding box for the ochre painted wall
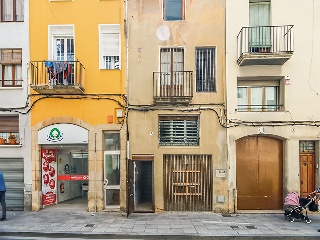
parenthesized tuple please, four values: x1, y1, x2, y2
(29, 0, 125, 126)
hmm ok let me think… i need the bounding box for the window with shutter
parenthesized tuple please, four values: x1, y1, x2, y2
(99, 24, 120, 70)
(0, 115, 19, 144)
(159, 115, 199, 146)
(0, 49, 22, 87)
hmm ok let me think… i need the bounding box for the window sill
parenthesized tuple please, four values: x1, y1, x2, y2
(0, 144, 22, 147)
(0, 87, 23, 90)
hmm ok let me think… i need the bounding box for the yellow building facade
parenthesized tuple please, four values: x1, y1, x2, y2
(29, 0, 126, 212)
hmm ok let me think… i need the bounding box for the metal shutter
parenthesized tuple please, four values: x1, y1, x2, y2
(0, 158, 24, 210)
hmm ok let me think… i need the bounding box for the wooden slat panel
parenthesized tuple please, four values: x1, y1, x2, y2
(164, 154, 212, 211)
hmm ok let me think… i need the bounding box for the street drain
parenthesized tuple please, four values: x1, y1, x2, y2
(230, 226, 239, 229)
(246, 225, 256, 229)
(85, 223, 95, 227)
(221, 214, 232, 217)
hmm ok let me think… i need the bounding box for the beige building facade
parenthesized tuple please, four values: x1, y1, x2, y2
(126, 0, 228, 213)
(226, 0, 320, 212)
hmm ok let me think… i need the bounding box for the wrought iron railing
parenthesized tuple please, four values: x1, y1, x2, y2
(30, 60, 85, 87)
(237, 25, 294, 58)
(237, 104, 284, 112)
(0, 80, 23, 87)
(153, 71, 193, 99)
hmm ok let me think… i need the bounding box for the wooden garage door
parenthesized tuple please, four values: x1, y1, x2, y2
(236, 136, 283, 210)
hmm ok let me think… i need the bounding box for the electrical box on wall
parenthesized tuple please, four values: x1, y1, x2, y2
(107, 115, 113, 123)
(116, 108, 123, 118)
(217, 195, 225, 203)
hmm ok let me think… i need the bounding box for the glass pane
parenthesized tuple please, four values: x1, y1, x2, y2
(16, 0, 24, 21)
(165, 0, 182, 21)
(251, 87, 262, 111)
(105, 189, 119, 206)
(67, 39, 74, 61)
(56, 39, 62, 60)
(104, 154, 120, 185)
(3, 0, 13, 21)
(265, 86, 277, 111)
(4, 65, 12, 80)
(104, 132, 120, 151)
(237, 87, 248, 111)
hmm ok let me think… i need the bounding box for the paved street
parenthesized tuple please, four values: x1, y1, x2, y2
(1, 204, 320, 239)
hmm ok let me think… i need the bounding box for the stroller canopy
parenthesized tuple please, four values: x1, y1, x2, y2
(285, 192, 300, 206)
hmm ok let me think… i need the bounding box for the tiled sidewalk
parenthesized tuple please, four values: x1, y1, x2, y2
(1, 205, 320, 239)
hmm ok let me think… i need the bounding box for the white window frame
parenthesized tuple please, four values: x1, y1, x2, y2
(48, 25, 74, 60)
(99, 24, 121, 70)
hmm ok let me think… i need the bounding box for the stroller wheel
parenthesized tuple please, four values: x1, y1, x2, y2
(306, 219, 311, 224)
(289, 217, 295, 222)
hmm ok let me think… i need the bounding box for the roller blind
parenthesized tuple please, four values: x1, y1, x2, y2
(0, 115, 19, 132)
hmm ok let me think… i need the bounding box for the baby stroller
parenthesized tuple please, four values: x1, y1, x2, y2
(284, 189, 320, 223)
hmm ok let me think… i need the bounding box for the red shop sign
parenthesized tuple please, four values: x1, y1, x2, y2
(58, 175, 89, 181)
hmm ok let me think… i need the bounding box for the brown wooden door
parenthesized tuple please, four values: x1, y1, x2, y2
(300, 153, 315, 198)
(236, 136, 283, 210)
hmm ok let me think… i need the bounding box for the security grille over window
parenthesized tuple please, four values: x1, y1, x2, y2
(159, 115, 199, 146)
(196, 48, 216, 92)
(299, 141, 315, 153)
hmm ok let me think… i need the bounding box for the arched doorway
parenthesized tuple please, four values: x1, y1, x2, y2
(236, 136, 283, 210)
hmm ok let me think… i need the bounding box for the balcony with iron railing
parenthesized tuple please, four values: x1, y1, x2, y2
(30, 60, 85, 94)
(153, 71, 193, 104)
(237, 25, 294, 66)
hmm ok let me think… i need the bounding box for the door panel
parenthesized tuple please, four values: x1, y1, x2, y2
(104, 152, 120, 208)
(237, 136, 283, 210)
(127, 159, 135, 217)
(300, 154, 315, 197)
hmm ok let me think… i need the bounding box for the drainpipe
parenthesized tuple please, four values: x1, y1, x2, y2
(94, 132, 97, 212)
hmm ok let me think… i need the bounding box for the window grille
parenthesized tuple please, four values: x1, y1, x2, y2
(196, 48, 215, 92)
(159, 115, 199, 146)
(299, 141, 315, 153)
